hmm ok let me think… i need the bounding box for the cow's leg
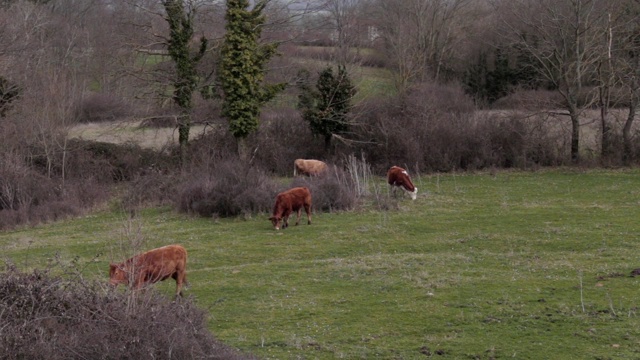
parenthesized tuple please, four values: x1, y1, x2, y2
(305, 204, 312, 225)
(295, 208, 302, 226)
(173, 271, 186, 298)
(283, 211, 290, 229)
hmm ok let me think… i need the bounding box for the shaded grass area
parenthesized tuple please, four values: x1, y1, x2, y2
(2, 169, 640, 358)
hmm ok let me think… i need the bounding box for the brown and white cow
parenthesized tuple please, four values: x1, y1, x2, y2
(109, 244, 188, 298)
(294, 159, 328, 177)
(269, 187, 312, 230)
(387, 166, 418, 200)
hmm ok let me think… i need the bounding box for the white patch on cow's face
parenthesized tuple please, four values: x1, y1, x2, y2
(410, 188, 417, 200)
(402, 170, 408, 175)
(269, 216, 281, 230)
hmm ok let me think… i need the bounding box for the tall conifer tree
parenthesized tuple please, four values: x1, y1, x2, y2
(298, 65, 356, 152)
(220, 0, 285, 159)
(163, 0, 207, 164)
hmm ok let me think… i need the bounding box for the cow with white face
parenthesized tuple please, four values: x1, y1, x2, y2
(387, 166, 418, 200)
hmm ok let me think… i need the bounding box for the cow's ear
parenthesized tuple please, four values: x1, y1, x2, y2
(109, 263, 116, 274)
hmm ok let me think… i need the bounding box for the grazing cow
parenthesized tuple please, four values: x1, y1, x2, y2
(387, 166, 418, 200)
(269, 187, 312, 230)
(294, 159, 328, 176)
(109, 244, 188, 298)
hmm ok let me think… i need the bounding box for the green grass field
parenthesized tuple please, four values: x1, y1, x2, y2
(2, 169, 640, 359)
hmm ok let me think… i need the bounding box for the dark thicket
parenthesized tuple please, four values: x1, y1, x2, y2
(73, 93, 132, 123)
(0, 265, 256, 360)
(250, 108, 324, 176)
(176, 159, 279, 218)
(0, 76, 20, 117)
(62, 139, 176, 182)
(464, 46, 542, 106)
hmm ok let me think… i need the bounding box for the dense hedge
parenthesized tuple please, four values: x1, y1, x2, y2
(0, 265, 255, 360)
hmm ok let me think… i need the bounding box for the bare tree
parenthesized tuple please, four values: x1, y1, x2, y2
(320, 0, 361, 66)
(371, 0, 473, 90)
(616, 0, 640, 162)
(0, 0, 103, 185)
(597, 11, 615, 158)
(498, 0, 611, 162)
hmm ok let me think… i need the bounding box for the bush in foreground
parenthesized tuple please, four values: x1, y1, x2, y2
(0, 265, 255, 360)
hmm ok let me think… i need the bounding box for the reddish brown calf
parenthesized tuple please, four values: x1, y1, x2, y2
(387, 166, 418, 200)
(269, 187, 312, 230)
(109, 244, 188, 298)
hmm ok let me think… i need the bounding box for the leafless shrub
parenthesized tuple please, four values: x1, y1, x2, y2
(290, 166, 358, 212)
(63, 139, 176, 182)
(0, 156, 48, 211)
(186, 124, 239, 169)
(251, 108, 323, 176)
(491, 89, 563, 110)
(177, 159, 279, 218)
(74, 93, 132, 123)
(0, 160, 109, 229)
(350, 81, 572, 172)
(0, 139, 176, 229)
(0, 156, 84, 229)
(0, 264, 255, 360)
(121, 173, 178, 213)
(404, 82, 476, 116)
(138, 115, 178, 128)
(343, 153, 372, 198)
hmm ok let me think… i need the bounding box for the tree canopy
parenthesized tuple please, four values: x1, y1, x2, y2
(220, 0, 285, 157)
(298, 65, 356, 151)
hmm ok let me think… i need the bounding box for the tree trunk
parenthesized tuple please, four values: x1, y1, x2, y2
(324, 134, 332, 154)
(623, 101, 636, 163)
(600, 15, 613, 159)
(599, 85, 612, 158)
(569, 108, 581, 163)
(237, 137, 250, 162)
(178, 113, 190, 166)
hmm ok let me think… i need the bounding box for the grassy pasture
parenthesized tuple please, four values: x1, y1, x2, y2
(2, 169, 640, 359)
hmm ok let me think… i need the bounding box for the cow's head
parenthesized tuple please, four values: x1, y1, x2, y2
(109, 263, 128, 286)
(269, 216, 282, 230)
(410, 187, 418, 200)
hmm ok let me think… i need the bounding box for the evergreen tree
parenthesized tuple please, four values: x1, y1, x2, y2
(163, 0, 207, 164)
(220, 0, 285, 159)
(464, 45, 542, 105)
(298, 65, 356, 152)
